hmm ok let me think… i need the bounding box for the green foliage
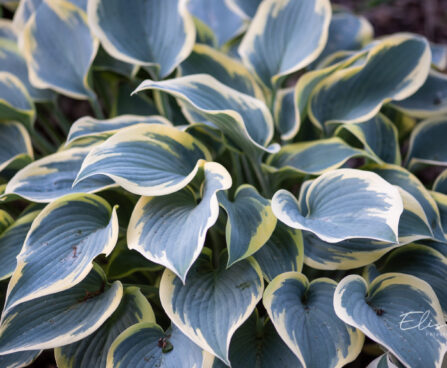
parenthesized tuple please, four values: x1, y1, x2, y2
(0, 0, 446, 367)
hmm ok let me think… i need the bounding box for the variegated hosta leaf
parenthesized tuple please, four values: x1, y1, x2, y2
(309, 34, 431, 128)
(367, 353, 406, 368)
(0, 19, 17, 41)
(391, 70, 447, 118)
(431, 191, 447, 236)
(434, 169, 447, 194)
(209, 311, 302, 368)
(133, 75, 276, 159)
(267, 137, 368, 179)
(179, 44, 264, 100)
(239, 0, 331, 88)
(55, 286, 155, 368)
(272, 168, 403, 243)
(0, 121, 33, 173)
(107, 323, 205, 368)
(294, 51, 366, 131)
(11, 0, 42, 32)
(431, 43, 447, 71)
(405, 116, 447, 169)
(0, 38, 53, 101)
(88, 0, 195, 78)
(252, 221, 303, 282)
(4, 147, 115, 202)
(66, 115, 170, 146)
(75, 124, 211, 196)
(188, 0, 244, 48)
(0, 264, 122, 355)
(0, 350, 41, 368)
(128, 162, 231, 282)
(21, 0, 98, 99)
(0, 72, 35, 129)
(264, 272, 364, 367)
(0, 210, 39, 281)
(0, 209, 13, 232)
(159, 251, 264, 365)
(226, 0, 262, 19)
(273, 87, 297, 140)
(335, 113, 401, 165)
(193, 16, 217, 47)
(3, 193, 118, 312)
(218, 185, 276, 267)
(334, 273, 447, 368)
(369, 164, 446, 242)
(376, 244, 447, 317)
(311, 12, 373, 68)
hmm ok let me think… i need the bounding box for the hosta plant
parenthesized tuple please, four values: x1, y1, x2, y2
(0, 0, 447, 367)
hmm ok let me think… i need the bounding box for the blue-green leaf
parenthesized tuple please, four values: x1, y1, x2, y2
(92, 46, 138, 79)
(309, 34, 431, 128)
(21, 0, 98, 99)
(434, 169, 447, 194)
(0, 72, 35, 129)
(0, 350, 41, 368)
(3, 193, 118, 312)
(431, 43, 447, 71)
(273, 87, 297, 140)
(107, 323, 206, 368)
(369, 164, 446, 242)
(179, 44, 264, 100)
(390, 70, 447, 118)
(334, 273, 447, 368)
(133, 75, 276, 159)
(0, 210, 39, 281)
(218, 185, 276, 267)
(0, 264, 122, 354)
(335, 113, 401, 165)
(0, 121, 33, 173)
(264, 272, 363, 367)
(0, 38, 53, 101)
(66, 115, 170, 146)
(159, 251, 263, 365)
(226, 0, 262, 18)
(239, 0, 331, 88)
(4, 147, 115, 202)
(0, 19, 17, 41)
(405, 116, 447, 169)
(55, 286, 155, 368)
(75, 124, 211, 196)
(127, 162, 231, 282)
(188, 0, 244, 48)
(267, 137, 369, 178)
(367, 353, 406, 368)
(88, 0, 195, 78)
(209, 310, 302, 368)
(252, 222, 303, 282)
(272, 168, 403, 243)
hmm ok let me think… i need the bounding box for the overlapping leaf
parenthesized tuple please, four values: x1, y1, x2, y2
(128, 162, 231, 282)
(0, 122, 33, 173)
(0, 265, 122, 355)
(239, 0, 331, 88)
(88, 0, 195, 78)
(159, 251, 263, 365)
(75, 124, 211, 196)
(21, 0, 98, 99)
(4, 147, 115, 202)
(264, 272, 364, 367)
(334, 273, 447, 368)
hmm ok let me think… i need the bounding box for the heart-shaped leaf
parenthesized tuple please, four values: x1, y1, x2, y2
(0, 264, 122, 355)
(128, 162, 231, 281)
(21, 0, 98, 99)
(4, 147, 115, 203)
(272, 168, 403, 243)
(264, 272, 364, 367)
(55, 286, 155, 368)
(159, 251, 263, 365)
(88, 0, 195, 78)
(334, 273, 447, 368)
(4, 193, 118, 312)
(239, 0, 331, 88)
(75, 124, 211, 196)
